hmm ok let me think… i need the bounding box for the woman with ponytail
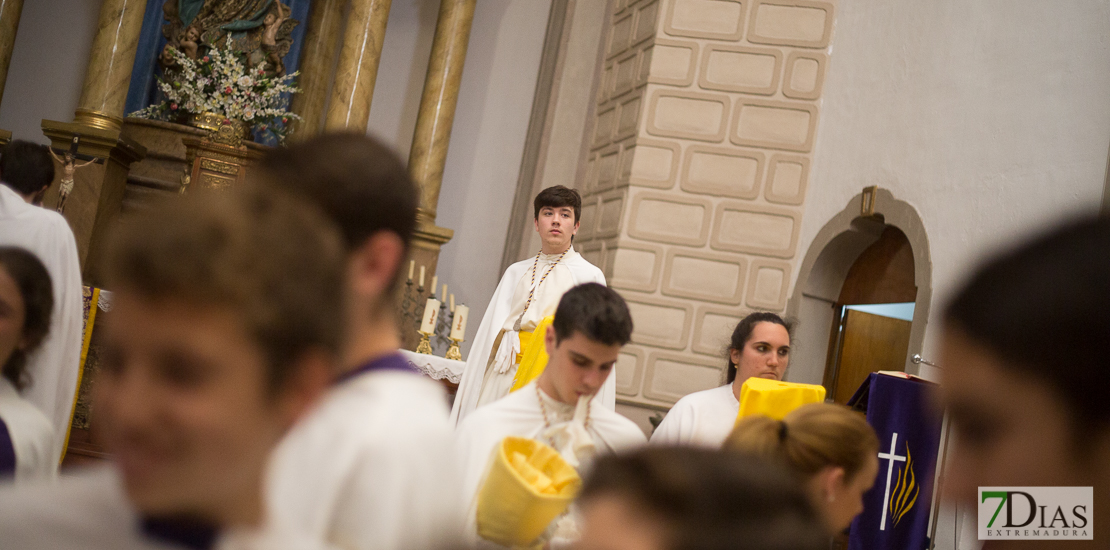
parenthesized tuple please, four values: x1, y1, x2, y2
(651, 312, 792, 447)
(725, 403, 879, 534)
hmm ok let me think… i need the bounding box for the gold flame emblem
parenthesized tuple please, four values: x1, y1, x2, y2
(889, 445, 919, 528)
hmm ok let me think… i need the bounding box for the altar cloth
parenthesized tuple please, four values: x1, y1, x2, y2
(400, 349, 466, 384)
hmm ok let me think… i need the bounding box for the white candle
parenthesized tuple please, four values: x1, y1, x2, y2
(442, 284, 448, 301)
(408, 260, 414, 281)
(450, 305, 469, 340)
(449, 293, 455, 312)
(419, 265, 425, 288)
(431, 276, 438, 296)
(420, 298, 441, 333)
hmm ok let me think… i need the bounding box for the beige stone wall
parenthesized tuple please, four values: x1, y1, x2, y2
(575, 0, 836, 408)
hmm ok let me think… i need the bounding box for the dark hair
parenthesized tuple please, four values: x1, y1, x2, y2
(533, 185, 581, 224)
(551, 283, 633, 346)
(0, 140, 55, 196)
(104, 187, 345, 391)
(0, 247, 54, 390)
(726, 312, 792, 383)
(579, 447, 826, 550)
(252, 132, 417, 291)
(727, 403, 879, 483)
(945, 215, 1110, 433)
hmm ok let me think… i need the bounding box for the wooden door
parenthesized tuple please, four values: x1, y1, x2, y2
(829, 309, 911, 404)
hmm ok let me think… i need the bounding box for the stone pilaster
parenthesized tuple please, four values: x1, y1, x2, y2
(575, 0, 837, 408)
(40, 122, 145, 283)
(324, 0, 393, 131)
(290, 0, 346, 138)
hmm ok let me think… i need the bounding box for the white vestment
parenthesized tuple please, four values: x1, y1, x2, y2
(0, 467, 336, 550)
(456, 381, 646, 547)
(451, 248, 609, 425)
(266, 355, 461, 550)
(0, 377, 55, 481)
(650, 384, 738, 448)
(0, 184, 84, 461)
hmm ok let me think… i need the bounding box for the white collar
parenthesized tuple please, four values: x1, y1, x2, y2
(538, 246, 575, 263)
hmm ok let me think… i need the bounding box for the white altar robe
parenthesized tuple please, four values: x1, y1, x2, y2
(649, 384, 738, 448)
(0, 467, 335, 550)
(455, 381, 646, 547)
(451, 248, 609, 425)
(0, 184, 84, 461)
(266, 364, 461, 550)
(0, 377, 55, 481)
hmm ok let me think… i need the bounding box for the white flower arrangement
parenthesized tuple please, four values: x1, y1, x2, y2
(132, 37, 300, 143)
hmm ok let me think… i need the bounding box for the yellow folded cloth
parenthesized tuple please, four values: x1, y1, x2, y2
(736, 377, 826, 423)
(476, 436, 582, 547)
(510, 315, 554, 393)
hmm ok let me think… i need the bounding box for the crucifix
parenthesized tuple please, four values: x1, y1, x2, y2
(48, 136, 96, 214)
(877, 432, 907, 531)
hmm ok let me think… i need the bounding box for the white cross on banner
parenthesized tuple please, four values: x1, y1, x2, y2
(877, 432, 906, 531)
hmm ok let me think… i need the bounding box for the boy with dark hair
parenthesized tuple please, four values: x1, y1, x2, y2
(0, 140, 55, 203)
(452, 185, 611, 424)
(0, 187, 345, 549)
(455, 283, 646, 548)
(0, 140, 82, 464)
(254, 133, 460, 550)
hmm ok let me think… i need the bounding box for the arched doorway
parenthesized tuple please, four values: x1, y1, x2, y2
(822, 226, 916, 403)
(785, 188, 932, 400)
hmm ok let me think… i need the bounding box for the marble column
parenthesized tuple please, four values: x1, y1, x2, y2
(73, 0, 147, 132)
(324, 0, 392, 131)
(41, 0, 147, 279)
(409, 0, 476, 230)
(0, 0, 24, 112)
(290, 0, 345, 138)
(396, 0, 475, 351)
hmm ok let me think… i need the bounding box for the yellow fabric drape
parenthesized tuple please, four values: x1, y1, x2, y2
(61, 287, 100, 463)
(510, 315, 554, 393)
(735, 377, 826, 425)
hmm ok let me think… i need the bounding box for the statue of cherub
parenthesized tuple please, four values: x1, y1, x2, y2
(179, 25, 202, 59)
(48, 141, 96, 214)
(160, 24, 201, 67)
(261, 3, 291, 76)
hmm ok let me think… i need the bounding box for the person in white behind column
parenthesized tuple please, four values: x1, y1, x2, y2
(256, 134, 462, 550)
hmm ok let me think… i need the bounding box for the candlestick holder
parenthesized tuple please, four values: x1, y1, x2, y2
(445, 338, 462, 361)
(415, 331, 434, 355)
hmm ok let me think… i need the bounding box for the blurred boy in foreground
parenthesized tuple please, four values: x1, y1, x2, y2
(0, 187, 344, 549)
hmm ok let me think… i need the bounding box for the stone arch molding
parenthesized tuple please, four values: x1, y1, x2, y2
(786, 188, 933, 379)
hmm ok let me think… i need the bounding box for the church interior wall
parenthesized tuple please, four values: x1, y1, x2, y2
(0, 0, 99, 146)
(570, 0, 840, 418)
(368, 0, 554, 355)
(795, 0, 1110, 382)
(792, 4, 1110, 548)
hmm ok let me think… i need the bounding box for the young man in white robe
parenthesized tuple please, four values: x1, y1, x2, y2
(452, 185, 609, 425)
(456, 283, 646, 548)
(0, 187, 345, 549)
(0, 141, 83, 462)
(255, 134, 461, 550)
(650, 312, 792, 447)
